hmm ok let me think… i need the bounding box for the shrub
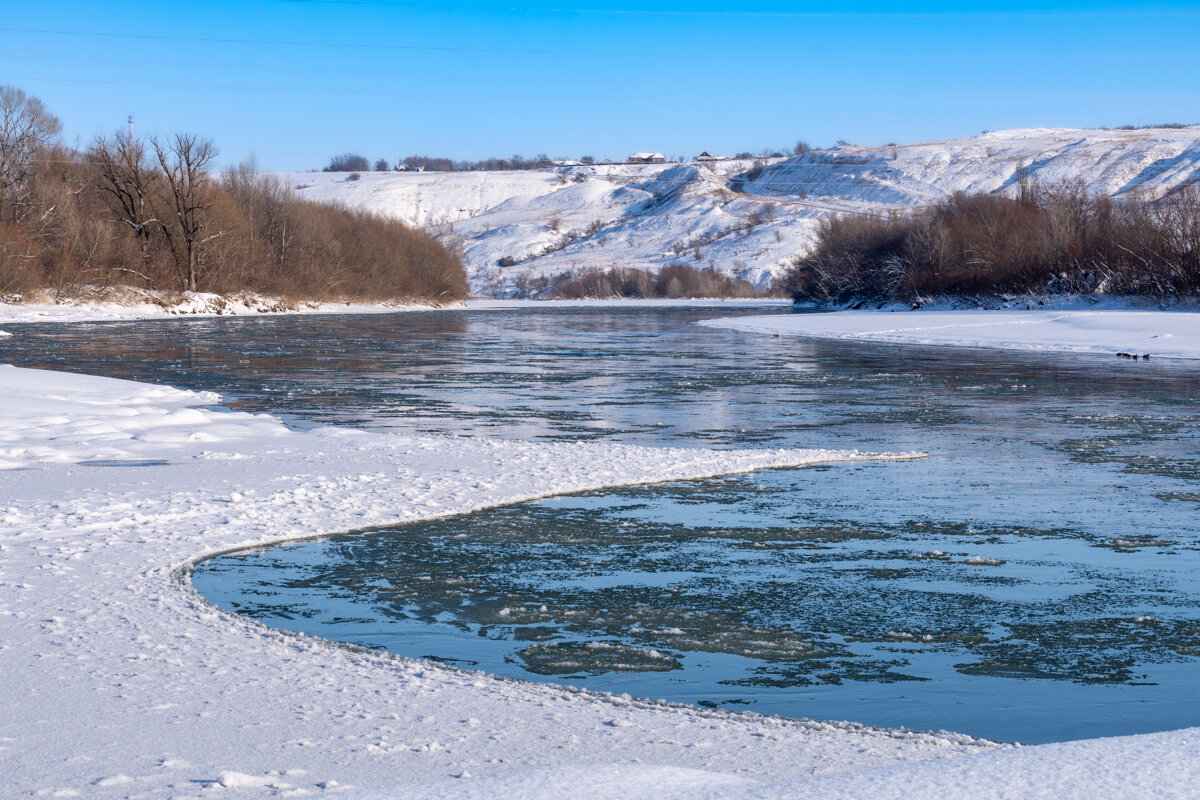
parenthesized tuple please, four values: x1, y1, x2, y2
(324, 153, 370, 172)
(548, 264, 761, 299)
(784, 184, 1200, 303)
(0, 87, 468, 304)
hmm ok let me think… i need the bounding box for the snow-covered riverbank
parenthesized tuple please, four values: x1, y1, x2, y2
(4, 314, 1200, 797)
(704, 309, 1200, 361)
(0, 364, 972, 799)
(0, 291, 449, 326)
(0, 295, 791, 327)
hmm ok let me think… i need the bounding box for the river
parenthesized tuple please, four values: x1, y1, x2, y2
(5, 303, 1199, 743)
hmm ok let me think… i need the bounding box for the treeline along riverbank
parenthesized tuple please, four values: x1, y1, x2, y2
(784, 181, 1199, 305)
(0, 86, 466, 305)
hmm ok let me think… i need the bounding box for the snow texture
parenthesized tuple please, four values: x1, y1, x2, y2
(0, 362, 988, 800)
(0, 290, 441, 324)
(0, 297, 788, 326)
(5, 303, 1200, 797)
(282, 126, 1200, 295)
(702, 308, 1200, 360)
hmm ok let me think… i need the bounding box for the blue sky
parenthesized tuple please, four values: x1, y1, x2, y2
(1, 1, 1197, 170)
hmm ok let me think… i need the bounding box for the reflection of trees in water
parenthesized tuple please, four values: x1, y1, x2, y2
(5, 308, 1199, 449)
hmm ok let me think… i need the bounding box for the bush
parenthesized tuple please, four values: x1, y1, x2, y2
(324, 153, 370, 172)
(548, 264, 762, 299)
(0, 88, 468, 304)
(784, 184, 1200, 303)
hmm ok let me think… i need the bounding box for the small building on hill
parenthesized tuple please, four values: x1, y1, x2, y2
(628, 152, 667, 164)
(696, 151, 724, 162)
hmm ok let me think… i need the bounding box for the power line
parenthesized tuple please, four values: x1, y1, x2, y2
(0, 73, 732, 103)
(10, 23, 1197, 65)
(0, 25, 701, 59)
(281, 0, 1200, 18)
(5, 73, 1200, 106)
(5, 50, 1199, 90)
(0, 52, 613, 85)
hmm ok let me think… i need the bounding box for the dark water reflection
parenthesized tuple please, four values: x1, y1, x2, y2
(5, 304, 1200, 743)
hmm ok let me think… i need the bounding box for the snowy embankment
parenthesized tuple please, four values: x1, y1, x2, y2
(0, 364, 957, 800)
(283, 126, 1200, 296)
(703, 309, 1200, 361)
(0, 297, 784, 328)
(2, 361, 1198, 797)
(0, 289, 447, 326)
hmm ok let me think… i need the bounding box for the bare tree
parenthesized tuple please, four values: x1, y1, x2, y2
(0, 85, 62, 222)
(151, 133, 218, 292)
(91, 132, 159, 280)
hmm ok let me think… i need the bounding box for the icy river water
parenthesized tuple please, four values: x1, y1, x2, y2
(6, 304, 1200, 744)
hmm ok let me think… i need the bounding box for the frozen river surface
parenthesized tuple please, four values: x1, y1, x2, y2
(7, 305, 1200, 744)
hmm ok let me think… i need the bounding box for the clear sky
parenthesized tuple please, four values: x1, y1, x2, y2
(1, 1, 1197, 170)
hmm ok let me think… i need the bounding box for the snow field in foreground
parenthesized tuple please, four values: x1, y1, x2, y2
(0, 363, 974, 800)
(1, 355, 1197, 798)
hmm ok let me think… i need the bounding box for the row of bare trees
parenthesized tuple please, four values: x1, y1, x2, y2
(0, 86, 467, 303)
(783, 182, 1200, 304)
(546, 264, 762, 299)
(91, 132, 216, 292)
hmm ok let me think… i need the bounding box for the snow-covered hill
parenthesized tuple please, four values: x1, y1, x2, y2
(279, 126, 1200, 295)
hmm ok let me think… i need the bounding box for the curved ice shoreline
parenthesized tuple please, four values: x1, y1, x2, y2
(1, 364, 1197, 798)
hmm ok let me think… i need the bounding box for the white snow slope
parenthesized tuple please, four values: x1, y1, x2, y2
(281, 126, 1200, 295)
(3, 349, 1200, 795)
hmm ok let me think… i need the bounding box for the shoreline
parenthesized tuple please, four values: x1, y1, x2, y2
(4, 308, 1200, 797)
(1, 365, 985, 799)
(0, 291, 792, 326)
(703, 308, 1200, 361)
(4, 287, 1197, 329)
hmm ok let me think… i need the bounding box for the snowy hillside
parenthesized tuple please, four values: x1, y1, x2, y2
(740, 127, 1200, 206)
(279, 126, 1200, 295)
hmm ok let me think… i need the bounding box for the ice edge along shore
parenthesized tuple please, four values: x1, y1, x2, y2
(2, 307, 1199, 799)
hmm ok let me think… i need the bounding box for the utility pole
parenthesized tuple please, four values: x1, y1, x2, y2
(127, 115, 134, 149)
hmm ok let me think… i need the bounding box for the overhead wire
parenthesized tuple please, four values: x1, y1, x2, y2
(281, 0, 1200, 18)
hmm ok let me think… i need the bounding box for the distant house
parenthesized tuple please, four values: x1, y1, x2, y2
(696, 151, 724, 162)
(628, 152, 667, 164)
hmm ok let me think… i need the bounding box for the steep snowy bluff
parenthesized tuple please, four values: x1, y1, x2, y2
(279, 126, 1200, 295)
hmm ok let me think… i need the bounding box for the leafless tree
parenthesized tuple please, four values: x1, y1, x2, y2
(91, 132, 159, 280)
(151, 133, 218, 292)
(0, 85, 62, 223)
